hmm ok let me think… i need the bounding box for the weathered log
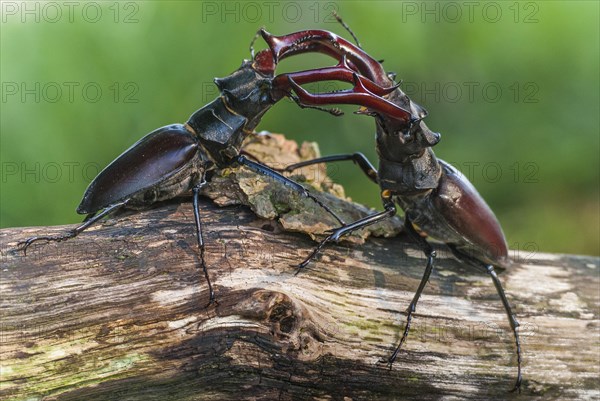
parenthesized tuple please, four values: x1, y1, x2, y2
(1, 135, 598, 401)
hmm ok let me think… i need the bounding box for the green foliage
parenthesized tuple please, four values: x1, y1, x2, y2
(2, 1, 598, 255)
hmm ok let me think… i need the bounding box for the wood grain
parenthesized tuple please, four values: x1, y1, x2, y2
(1, 200, 598, 400)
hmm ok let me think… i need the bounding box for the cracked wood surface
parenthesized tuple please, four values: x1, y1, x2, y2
(1, 134, 599, 400)
(1, 202, 598, 401)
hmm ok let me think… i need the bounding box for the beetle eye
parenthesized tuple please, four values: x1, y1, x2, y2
(221, 89, 235, 105)
(258, 82, 272, 103)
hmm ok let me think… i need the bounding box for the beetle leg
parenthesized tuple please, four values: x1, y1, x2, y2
(235, 155, 346, 226)
(16, 200, 128, 255)
(245, 149, 379, 184)
(83, 212, 97, 222)
(287, 73, 413, 123)
(448, 244, 522, 392)
(192, 177, 217, 307)
(381, 216, 437, 366)
(295, 194, 397, 272)
(281, 153, 379, 185)
(487, 264, 523, 393)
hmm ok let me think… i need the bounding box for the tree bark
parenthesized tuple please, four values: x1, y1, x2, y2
(1, 135, 598, 401)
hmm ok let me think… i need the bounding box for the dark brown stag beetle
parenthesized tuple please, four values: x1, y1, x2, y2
(17, 30, 400, 306)
(258, 24, 523, 391)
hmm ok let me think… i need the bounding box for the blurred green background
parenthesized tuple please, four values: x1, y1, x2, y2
(1, 1, 598, 256)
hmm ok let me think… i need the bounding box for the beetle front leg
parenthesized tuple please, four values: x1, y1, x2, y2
(296, 192, 397, 271)
(235, 155, 346, 226)
(17, 200, 128, 255)
(280, 152, 379, 185)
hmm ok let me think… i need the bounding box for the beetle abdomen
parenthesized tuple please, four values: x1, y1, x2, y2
(77, 124, 200, 214)
(432, 160, 510, 267)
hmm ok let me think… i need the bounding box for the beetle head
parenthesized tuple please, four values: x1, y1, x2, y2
(375, 90, 441, 161)
(214, 61, 275, 129)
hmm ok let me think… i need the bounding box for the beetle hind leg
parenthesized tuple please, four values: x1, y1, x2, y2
(16, 200, 127, 255)
(448, 245, 522, 392)
(487, 264, 522, 393)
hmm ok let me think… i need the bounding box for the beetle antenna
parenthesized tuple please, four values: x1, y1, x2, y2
(333, 11, 362, 49)
(249, 27, 264, 59)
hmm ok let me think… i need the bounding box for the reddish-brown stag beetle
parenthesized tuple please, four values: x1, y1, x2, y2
(258, 23, 523, 391)
(17, 30, 403, 306)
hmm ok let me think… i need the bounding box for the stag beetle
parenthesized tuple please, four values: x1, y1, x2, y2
(17, 30, 400, 306)
(257, 24, 523, 391)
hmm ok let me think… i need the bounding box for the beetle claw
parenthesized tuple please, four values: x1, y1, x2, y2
(205, 297, 219, 308)
(16, 235, 64, 255)
(376, 357, 394, 370)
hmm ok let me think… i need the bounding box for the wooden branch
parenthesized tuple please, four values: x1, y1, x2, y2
(1, 134, 598, 400)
